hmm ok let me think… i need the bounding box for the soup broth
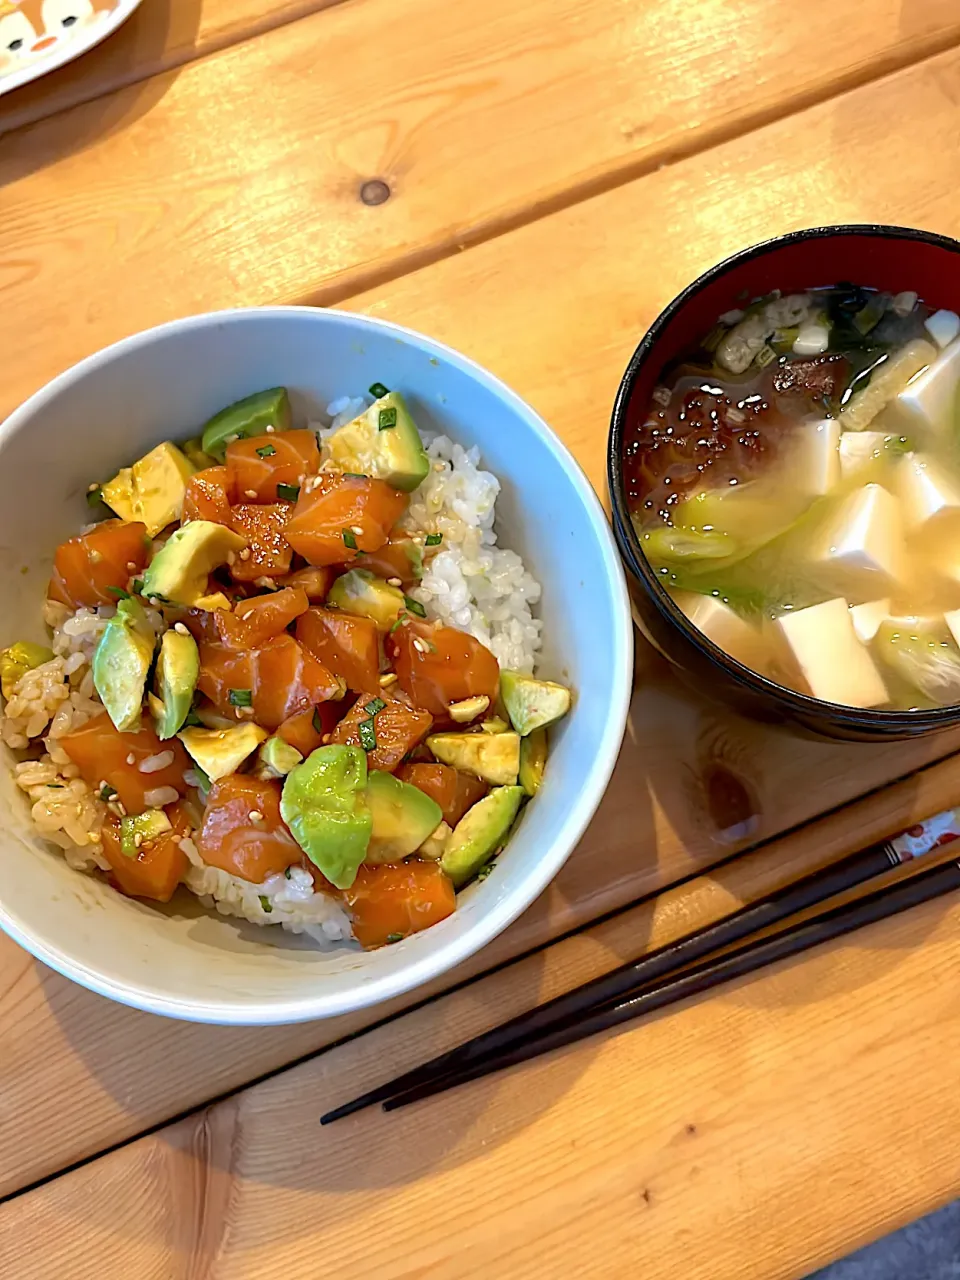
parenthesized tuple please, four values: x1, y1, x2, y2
(624, 284, 960, 710)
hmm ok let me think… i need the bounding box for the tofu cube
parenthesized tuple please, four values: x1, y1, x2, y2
(806, 484, 907, 597)
(771, 598, 888, 707)
(896, 452, 960, 538)
(789, 419, 840, 496)
(838, 431, 889, 482)
(849, 598, 890, 644)
(886, 335, 960, 443)
(671, 591, 770, 674)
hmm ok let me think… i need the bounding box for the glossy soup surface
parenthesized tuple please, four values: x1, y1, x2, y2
(623, 284, 960, 711)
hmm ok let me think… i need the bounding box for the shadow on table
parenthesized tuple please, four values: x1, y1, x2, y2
(0, 0, 202, 178)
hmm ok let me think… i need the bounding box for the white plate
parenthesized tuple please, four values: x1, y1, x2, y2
(0, 0, 142, 96)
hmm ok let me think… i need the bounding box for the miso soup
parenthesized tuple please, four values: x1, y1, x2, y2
(623, 284, 960, 710)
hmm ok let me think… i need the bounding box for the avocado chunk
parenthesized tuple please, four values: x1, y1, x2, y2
(326, 391, 430, 492)
(441, 786, 524, 887)
(518, 727, 547, 796)
(152, 628, 200, 740)
(0, 641, 54, 699)
(327, 569, 405, 632)
(92, 598, 155, 731)
(182, 437, 218, 470)
(363, 770, 443, 864)
(426, 730, 520, 786)
(500, 670, 571, 736)
(120, 808, 172, 856)
(141, 520, 245, 609)
(418, 820, 451, 860)
(178, 723, 268, 781)
(102, 442, 196, 538)
(201, 387, 292, 461)
(255, 736, 303, 780)
(280, 745, 372, 889)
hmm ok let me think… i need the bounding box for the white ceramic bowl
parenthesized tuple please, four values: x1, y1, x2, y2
(0, 308, 633, 1024)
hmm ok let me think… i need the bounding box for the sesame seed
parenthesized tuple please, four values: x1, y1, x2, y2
(433, 462, 445, 472)
(245, 489, 258, 499)
(239, 548, 251, 561)
(126, 561, 137, 572)
(386, 577, 402, 587)
(174, 622, 189, 636)
(322, 734, 331, 744)
(379, 672, 398, 687)
(265, 424, 275, 433)
(413, 639, 426, 653)
(126, 753, 136, 765)
(248, 810, 264, 823)
(351, 526, 363, 536)
(134, 833, 143, 848)
(97, 779, 107, 792)
(117, 803, 127, 817)
(148, 597, 160, 608)
(255, 577, 277, 590)
(75, 803, 83, 816)
(87, 482, 99, 492)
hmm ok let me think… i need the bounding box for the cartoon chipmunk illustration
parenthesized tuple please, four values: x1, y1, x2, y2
(0, 0, 119, 77)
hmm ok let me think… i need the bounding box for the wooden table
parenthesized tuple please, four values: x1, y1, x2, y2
(4, 2, 960, 1275)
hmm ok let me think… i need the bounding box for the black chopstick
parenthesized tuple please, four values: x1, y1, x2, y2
(321, 822, 940, 1124)
(382, 857, 960, 1112)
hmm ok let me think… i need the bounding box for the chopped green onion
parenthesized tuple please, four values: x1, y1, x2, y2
(358, 718, 377, 751)
(364, 697, 386, 717)
(378, 407, 397, 431)
(106, 586, 131, 601)
(183, 708, 203, 728)
(343, 472, 368, 480)
(256, 444, 277, 458)
(284, 867, 293, 880)
(477, 863, 494, 881)
(229, 688, 253, 707)
(259, 895, 273, 913)
(403, 595, 426, 618)
(99, 784, 117, 801)
(342, 529, 358, 550)
(277, 482, 300, 503)
(388, 616, 408, 636)
(86, 485, 104, 509)
(46, 784, 64, 790)
(131, 578, 144, 595)
(385, 932, 404, 944)
(312, 707, 324, 733)
(368, 382, 389, 398)
(425, 533, 442, 547)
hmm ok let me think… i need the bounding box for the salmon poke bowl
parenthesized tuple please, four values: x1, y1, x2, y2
(0, 308, 632, 1023)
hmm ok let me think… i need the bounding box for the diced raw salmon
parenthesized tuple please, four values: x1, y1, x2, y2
(197, 775, 301, 883)
(226, 430, 320, 504)
(48, 520, 149, 609)
(60, 712, 190, 813)
(283, 475, 407, 567)
(345, 861, 456, 949)
(296, 607, 380, 693)
(389, 620, 500, 719)
(182, 466, 232, 525)
(329, 685, 432, 772)
(397, 762, 488, 828)
(99, 802, 190, 902)
(228, 504, 294, 583)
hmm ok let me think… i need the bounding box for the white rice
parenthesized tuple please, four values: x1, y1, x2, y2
(2, 390, 543, 939)
(318, 398, 543, 673)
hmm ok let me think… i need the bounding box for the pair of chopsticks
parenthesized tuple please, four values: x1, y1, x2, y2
(321, 807, 960, 1124)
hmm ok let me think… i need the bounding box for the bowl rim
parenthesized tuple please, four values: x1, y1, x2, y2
(607, 222, 960, 732)
(0, 305, 634, 1024)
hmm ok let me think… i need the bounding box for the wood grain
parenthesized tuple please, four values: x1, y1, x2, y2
(6, 758, 960, 1279)
(5, 44, 960, 1201)
(0, 1, 344, 135)
(6, 652, 959, 1198)
(349, 44, 960, 492)
(3, 1, 960, 418)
